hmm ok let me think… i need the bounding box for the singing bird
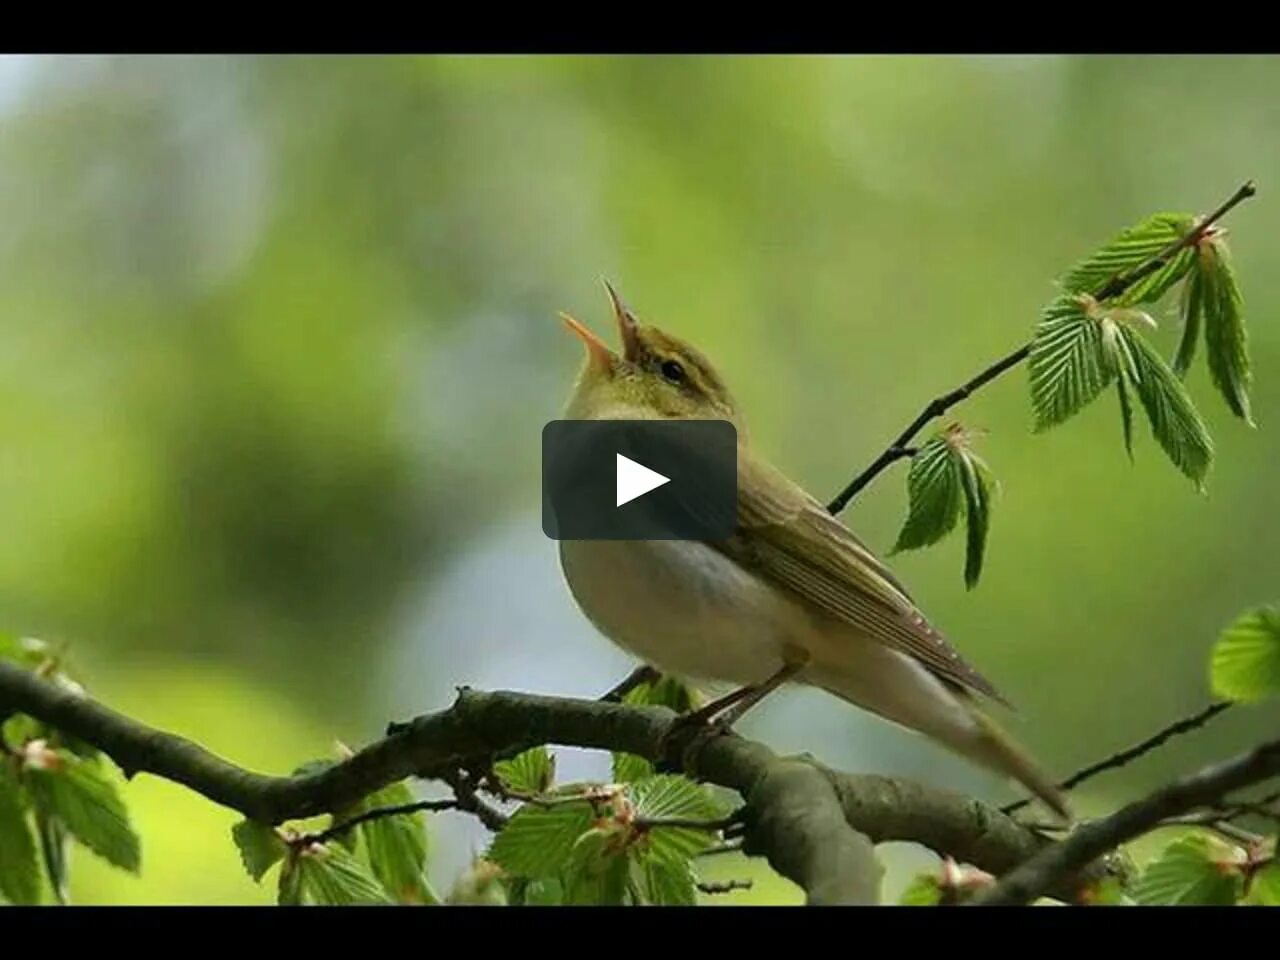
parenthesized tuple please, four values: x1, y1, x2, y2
(556, 285, 1069, 819)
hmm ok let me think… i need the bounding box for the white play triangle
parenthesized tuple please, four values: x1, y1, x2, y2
(616, 453, 671, 507)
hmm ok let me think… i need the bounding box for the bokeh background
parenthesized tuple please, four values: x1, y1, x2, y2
(1, 53, 1277, 904)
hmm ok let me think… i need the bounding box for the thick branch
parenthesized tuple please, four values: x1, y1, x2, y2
(827, 180, 1257, 514)
(0, 662, 1059, 905)
(975, 736, 1280, 906)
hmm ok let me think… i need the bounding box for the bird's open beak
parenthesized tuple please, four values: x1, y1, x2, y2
(560, 311, 616, 373)
(604, 280, 642, 362)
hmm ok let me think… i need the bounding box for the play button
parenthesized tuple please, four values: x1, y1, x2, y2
(616, 453, 670, 507)
(541, 419, 737, 541)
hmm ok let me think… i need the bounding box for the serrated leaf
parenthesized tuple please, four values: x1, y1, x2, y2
(957, 449, 994, 590)
(278, 855, 303, 905)
(34, 808, 68, 904)
(628, 774, 728, 866)
(1061, 213, 1195, 304)
(1117, 375, 1135, 460)
(357, 780, 434, 904)
(487, 802, 595, 879)
(899, 873, 944, 906)
(494, 746, 555, 796)
(1245, 860, 1280, 905)
(622, 674, 697, 713)
(25, 751, 139, 873)
(1119, 326, 1213, 486)
(632, 856, 697, 905)
(293, 843, 390, 905)
(1173, 267, 1204, 377)
(562, 833, 630, 905)
(231, 819, 287, 883)
(612, 752, 654, 785)
(0, 764, 39, 904)
(1210, 605, 1280, 703)
(1134, 834, 1242, 905)
(1199, 239, 1253, 424)
(892, 437, 964, 552)
(1029, 298, 1112, 431)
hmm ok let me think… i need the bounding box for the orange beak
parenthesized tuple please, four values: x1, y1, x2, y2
(560, 311, 616, 373)
(604, 280, 642, 362)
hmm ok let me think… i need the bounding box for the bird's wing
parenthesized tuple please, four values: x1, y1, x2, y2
(718, 446, 1009, 705)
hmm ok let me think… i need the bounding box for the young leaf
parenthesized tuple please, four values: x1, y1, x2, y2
(1134, 834, 1242, 905)
(628, 774, 729, 866)
(1199, 238, 1253, 424)
(34, 809, 69, 905)
(899, 873, 944, 906)
(293, 843, 390, 905)
(1029, 298, 1112, 431)
(487, 802, 595, 879)
(957, 449, 994, 590)
(561, 831, 630, 905)
(892, 436, 964, 552)
(1119, 327, 1213, 486)
(0, 765, 39, 905)
(1172, 267, 1204, 377)
(357, 780, 434, 904)
(613, 677, 697, 783)
(1245, 860, 1280, 906)
(612, 753, 654, 785)
(231, 819, 288, 883)
(494, 746, 555, 796)
(631, 856, 698, 905)
(25, 751, 140, 873)
(1210, 605, 1280, 703)
(1060, 213, 1195, 304)
(1116, 374, 1135, 460)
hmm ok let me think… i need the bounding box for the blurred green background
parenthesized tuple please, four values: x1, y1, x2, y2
(1, 53, 1276, 904)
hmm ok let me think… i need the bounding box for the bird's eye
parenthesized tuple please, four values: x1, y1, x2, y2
(660, 359, 686, 384)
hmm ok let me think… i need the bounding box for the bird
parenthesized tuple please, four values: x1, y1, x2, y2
(554, 282, 1070, 819)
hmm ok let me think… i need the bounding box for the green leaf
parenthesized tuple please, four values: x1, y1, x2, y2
(357, 780, 435, 904)
(561, 835, 630, 905)
(1173, 267, 1204, 377)
(1245, 860, 1280, 906)
(612, 752, 654, 785)
(293, 843, 391, 905)
(231, 819, 287, 883)
(1199, 239, 1253, 424)
(631, 856, 697, 905)
(1210, 605, 1280, 703)
(494, 746, 555, 796)
(1119, 326, 1213, 486)
(1134, 834, 1243, 905)
(34, 808, 69, 904)
(1060, 213, 1195, 304)
(892, 436, 964, 552)
(628, 774, 728, 866)
(1029, 298, 1112, 431)
(487, 801, 595, 879)
(613, 678, 696, 783)
(278, 855, 303, 905)
(25, 751, 140, 873)
(0, 764, 40, 905)
(899, 873, 944, 906)
(957, 450, 994, 590)
(1116, 375, 1135, 460)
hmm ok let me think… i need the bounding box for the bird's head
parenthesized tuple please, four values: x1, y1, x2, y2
(559, 283, 743, 431)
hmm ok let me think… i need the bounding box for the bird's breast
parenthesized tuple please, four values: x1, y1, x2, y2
(558, 538, 802, 688)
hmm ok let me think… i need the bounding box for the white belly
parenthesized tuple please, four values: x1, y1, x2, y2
(558, 538, 800, 688)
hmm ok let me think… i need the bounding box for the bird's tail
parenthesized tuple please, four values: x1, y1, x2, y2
(958, 701, 1071, 822)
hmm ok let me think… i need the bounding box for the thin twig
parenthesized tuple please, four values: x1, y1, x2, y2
(302, 799, 459, 846)
(1001, 701, 1233, 816)
(697, 839, 744, 857)
(1159, 813, 1265, 847)
(444, 770, 510, 832)
(827, 180, 1257, 514)
(974, 735, 1280, 906)
(696, 878, 754, 895)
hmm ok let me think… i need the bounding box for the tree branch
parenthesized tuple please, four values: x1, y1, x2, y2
(1001, 700, 1234, 816)
(826, 180, 1257, 514)
(0, 661, 1065, 905)
(974, 735, 1280, 906)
